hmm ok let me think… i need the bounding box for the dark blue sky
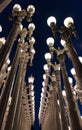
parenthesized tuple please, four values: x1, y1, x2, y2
(0, 0, 82, 130)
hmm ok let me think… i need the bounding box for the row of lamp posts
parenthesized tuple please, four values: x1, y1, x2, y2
(0, 3, 35, 130)
(38, 16, 82, 130)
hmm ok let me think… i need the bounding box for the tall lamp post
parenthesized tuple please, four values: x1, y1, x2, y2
(0, 3, 36, 130)
(47, 16, 82, 90)
(45, 16, 82, 130)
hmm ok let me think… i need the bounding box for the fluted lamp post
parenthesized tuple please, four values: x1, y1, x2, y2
(45, 52, 69, 130)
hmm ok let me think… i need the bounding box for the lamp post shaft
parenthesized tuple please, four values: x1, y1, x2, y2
(55, 69, 69, 130)
(66, 40, 82, 90)
(0, 44, 20, 129)
(0, 19, 22, 72)
(58, 53, 82, 130)
(4, 55, 25, 130)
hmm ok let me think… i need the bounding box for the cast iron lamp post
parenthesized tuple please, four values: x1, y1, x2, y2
(47, 16, 82, 91)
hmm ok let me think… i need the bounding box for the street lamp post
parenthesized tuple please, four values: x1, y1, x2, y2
(0, 4, 35, 72)
(47, 16, 82, 91)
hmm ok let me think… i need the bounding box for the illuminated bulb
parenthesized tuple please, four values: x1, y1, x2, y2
(46, 37, 54, 46)
(68, 77, 73, 84)
(41, 92, 44, 98)
(42, 81, 45, 87)
(44, 52, 51, 61)
(42, 87, 45, 92)
(0, 25, 2, 32)
(43, 64, 49, 71)
(60, 39, 66, 47)
(70, 68, 76, 75)
(74, 85, 77, 89)
(27, 5, 35, 14)
(47, 16, 56, 26)
(28, 75, 34, 83)
(13, 4, 22, 11)
(7, 59, 10, 65)
(64, 17, 74, 28)
(29, 37, 35, 44)
(62, 90, 66, 96)
(43, 74, 46, 80)
(0, 37, 6, 45)
(28, 23, 35, 30)
(7, 66, 11, 71)
(79, 56, 82, 63)
(31, 49, 36, 54)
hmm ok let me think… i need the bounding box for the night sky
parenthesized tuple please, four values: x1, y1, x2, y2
(0, 0, 82, 129)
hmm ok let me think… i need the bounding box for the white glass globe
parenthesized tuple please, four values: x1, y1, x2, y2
(27, 5, 35, 14)
(41, 92, 44, 98)
(28, 23, 35, 30)
(29, 37, 35, 44)
(31, 49, 36, 54)
(7, 59, 10, 64)
(28, 75, 34, 83)
(64, 17, 74, 28)
(42, 81, 45, 87)
(70, 68, 76, 75)
(44, 53, 51, 60)
(47, 16, 56, 26)
(62, 90, 66, 96)
(13, 4, 22, 11)
(68, 77, 73, 84)
(7, 66, 11, 71)
(43, 74, 46, 80)
(60, 39, 66, 47)
(0, 37, 6, 45)
(43, 64, 49, 71)
(42, 87, 45, 93)
(46, 37, 54, 46)
(0, 25, 2, 32)
(79, 56, 82, 63)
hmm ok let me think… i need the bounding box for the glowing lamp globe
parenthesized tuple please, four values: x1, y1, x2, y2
(28, 23, 35, 30)
(70, 68, 76, 75)
(60, 39, 66, 47)
(47, 16, 56, 26)
(46, 37, 54, 46)
(43, 64, 49, 71)
(28, 75, 34, 83)
(68, 77, 73, 84)
(62, 90, 66, 96)
(79, 56, 82, 63)
(27, 5, 35, 14)
(64, 17, 74, 28)
(0, 25, 2, 32)
(44, 53, 51, 61)
(13, 4, 22, 11)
